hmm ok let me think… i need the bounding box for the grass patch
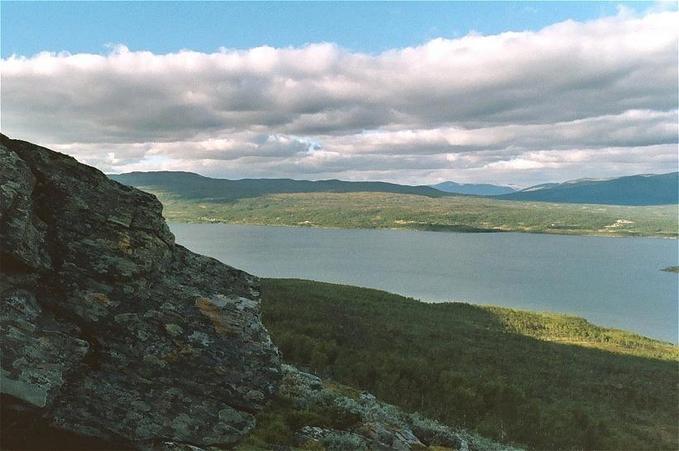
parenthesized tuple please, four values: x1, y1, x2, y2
(260, 278, 679, 450)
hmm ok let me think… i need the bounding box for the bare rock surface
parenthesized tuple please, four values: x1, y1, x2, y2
(0, 134, 281, 449)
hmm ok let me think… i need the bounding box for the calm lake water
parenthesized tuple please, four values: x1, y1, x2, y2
(170, 223, 678, 343)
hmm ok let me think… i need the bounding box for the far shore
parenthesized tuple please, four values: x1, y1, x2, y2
(165, 217, 679, 239)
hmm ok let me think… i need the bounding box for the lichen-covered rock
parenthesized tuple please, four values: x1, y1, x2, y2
(0, 134, 281, 449)
(0, 287, 89, 408)
(0, 146, 51, 271)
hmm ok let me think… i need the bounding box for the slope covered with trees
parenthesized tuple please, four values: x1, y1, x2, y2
(261, 278, 679, 450)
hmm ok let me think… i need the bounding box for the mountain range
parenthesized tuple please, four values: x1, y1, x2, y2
(498, 172, 678, 206)
(111, 171, 678, 206)
(110, 171, 449, 201)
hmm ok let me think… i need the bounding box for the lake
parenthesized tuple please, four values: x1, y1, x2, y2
(170, 223, 678, 343)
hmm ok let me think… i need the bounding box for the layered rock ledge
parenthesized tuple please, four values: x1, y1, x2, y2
(0, 134, 281, 449)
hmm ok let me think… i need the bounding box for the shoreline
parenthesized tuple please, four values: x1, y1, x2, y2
(165, 217, 679, 239)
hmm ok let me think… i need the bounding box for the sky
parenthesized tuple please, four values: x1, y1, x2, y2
(1, 1, 677, 186)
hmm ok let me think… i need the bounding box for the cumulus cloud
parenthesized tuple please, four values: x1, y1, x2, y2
(1, 9, 677, 185)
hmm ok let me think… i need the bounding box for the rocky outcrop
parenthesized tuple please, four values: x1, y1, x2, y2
(0, 135, 281, 449)
(245, 365, 518, 451)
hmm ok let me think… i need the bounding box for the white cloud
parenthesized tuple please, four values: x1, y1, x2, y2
(1, 9, 677, 185)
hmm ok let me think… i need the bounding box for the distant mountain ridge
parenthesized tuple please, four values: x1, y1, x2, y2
(431, 181, 516, 195)
(109, 171, 453, 201)
(110, 170, 679, 206)
(497, 172, 678, 206)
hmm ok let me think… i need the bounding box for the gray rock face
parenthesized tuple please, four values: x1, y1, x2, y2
(0, 135, 281, 449)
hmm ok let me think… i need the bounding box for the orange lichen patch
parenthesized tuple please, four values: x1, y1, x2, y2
(162, 345, 198, 363)
(195, 297, 232, 336)
(88, 292, 111, 306)
(118, 234, 133, 255)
